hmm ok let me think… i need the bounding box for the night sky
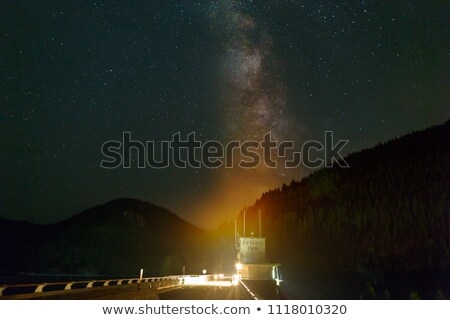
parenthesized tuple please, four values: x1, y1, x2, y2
(1, 1, 448, 228)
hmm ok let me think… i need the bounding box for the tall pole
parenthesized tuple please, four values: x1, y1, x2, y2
(234, 219, 237, 249)
(259, 209, 261, 238)
(243, 210, 246, 238)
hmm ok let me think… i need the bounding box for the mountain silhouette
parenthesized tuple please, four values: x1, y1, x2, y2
(0, 198, 212, 277)
(234, 119, 449, 298)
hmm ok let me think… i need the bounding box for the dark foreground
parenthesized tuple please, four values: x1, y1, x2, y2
(2, 269, 448, 299)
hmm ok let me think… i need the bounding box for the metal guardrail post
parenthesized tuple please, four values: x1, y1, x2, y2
(34, 283, 47, 293)
(64, 282, 74, 290)
(35, 284, 47, 293)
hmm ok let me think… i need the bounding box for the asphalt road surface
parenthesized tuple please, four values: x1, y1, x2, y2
(159, 284, 253, 300)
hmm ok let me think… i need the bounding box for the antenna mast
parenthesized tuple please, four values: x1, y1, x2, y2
(243, 210, 246, 238)
(234, 219, 237, 249)
(259, 209, 262, 238)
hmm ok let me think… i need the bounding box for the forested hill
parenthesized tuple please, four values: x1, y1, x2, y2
(239, 120, 449, 296)
(0, 198, 211, 276)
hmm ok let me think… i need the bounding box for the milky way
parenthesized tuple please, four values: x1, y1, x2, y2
(183, 0, 298, 228)
(210, 0, 290, 144)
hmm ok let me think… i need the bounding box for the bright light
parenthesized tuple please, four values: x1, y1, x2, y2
(181, 275, 232, 287)
(235, 263, 243, 271)
(232, 274, 239, 286)
(214, 274, 218, 280)
(202, 269, 207, 275)
(218, 274, 224, 279)
(182, 276, 208, 285)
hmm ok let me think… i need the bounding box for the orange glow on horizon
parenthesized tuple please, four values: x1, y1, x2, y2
(182, 164, 304, 229)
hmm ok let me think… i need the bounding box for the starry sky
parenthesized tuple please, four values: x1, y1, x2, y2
(0, 1, 448, 228)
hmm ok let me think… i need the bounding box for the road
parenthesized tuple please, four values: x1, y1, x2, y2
(159, 284, 253, 300)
